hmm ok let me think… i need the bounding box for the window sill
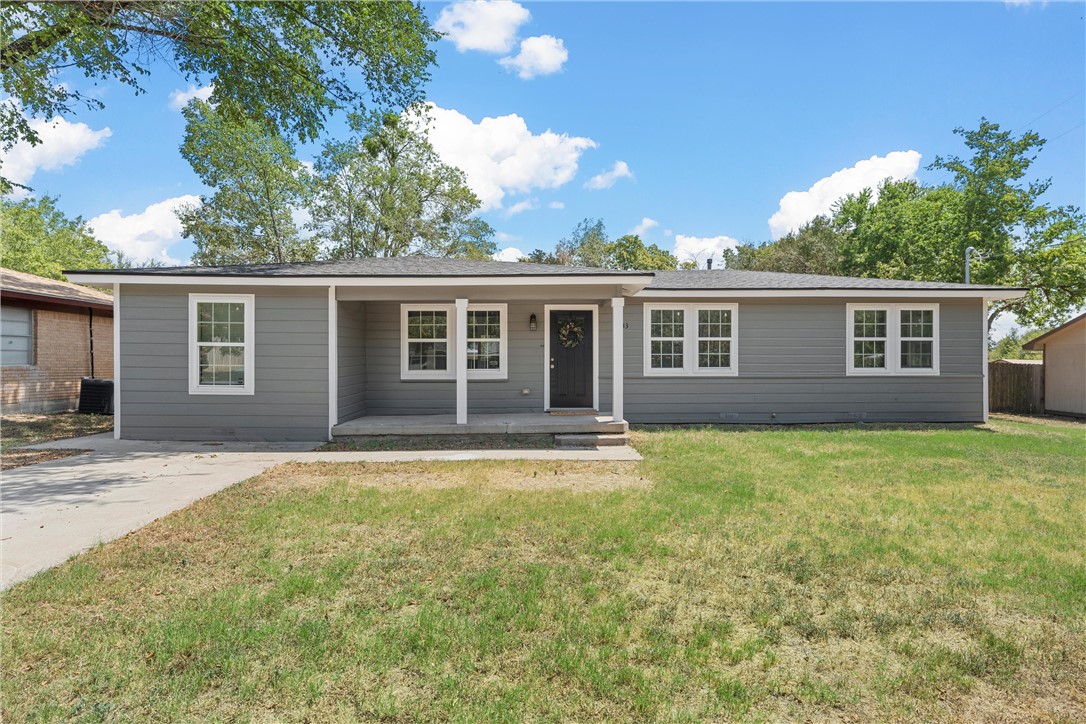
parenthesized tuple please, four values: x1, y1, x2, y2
(643, 369, 739, 378)
(846, 369, 940, 377)
(400, 373, 509, 382)
(189, 386, 255, 396)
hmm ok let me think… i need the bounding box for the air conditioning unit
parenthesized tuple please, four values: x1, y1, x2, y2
(78, 377, 114, 415)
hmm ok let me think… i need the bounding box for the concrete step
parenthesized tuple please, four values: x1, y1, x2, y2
(555, 433, 631, 449)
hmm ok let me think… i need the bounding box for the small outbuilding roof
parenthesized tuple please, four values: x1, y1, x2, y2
(1, 267, 113, 311)
(1022, 312, 1086, 350)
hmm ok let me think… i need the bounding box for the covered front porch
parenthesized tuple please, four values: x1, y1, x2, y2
(328, 273, 649, 437)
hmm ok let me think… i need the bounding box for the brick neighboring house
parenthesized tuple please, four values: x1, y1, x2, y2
(1, 267, 114, 413)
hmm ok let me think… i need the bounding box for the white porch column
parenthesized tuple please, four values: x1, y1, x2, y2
(327, 285, 338, 440)
(113, 282, 121, 439)
(455, 298, 468, 424)
(611, 297, 625, 423)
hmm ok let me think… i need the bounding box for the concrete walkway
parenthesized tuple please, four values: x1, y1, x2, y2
(1, 434, 640, 589)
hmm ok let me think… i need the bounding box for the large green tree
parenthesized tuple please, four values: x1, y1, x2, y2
(834, 120, 1085, 327)
(177, 100, 316, 265)
(1, 1, 437, 193)
(309, 110, 495, 259)
(723, 216, 845, 275)
(0, 196, 111, 279)
(522, 219, 678, 270)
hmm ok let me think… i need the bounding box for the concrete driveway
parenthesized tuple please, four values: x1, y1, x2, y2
(1, 434, 640, 590)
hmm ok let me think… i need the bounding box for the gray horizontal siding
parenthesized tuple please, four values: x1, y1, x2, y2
(119, 284, 328, 441)
(623, 297, 984, 423)
(337, 301, 367, 423)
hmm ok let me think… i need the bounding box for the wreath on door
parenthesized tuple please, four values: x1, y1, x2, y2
(558, 318, 584, 348)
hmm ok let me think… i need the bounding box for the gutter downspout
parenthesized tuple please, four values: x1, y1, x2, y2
(88, 307, 95, 378)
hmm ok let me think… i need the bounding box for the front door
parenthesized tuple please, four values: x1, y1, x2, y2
(549, 309, 593, 408)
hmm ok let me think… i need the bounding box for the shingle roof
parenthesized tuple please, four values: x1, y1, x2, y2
(1, 267, 114, 306)
(648, 269, 1017, 291)
(65, 257, 1023, 293)
(67, 257, 650, 278)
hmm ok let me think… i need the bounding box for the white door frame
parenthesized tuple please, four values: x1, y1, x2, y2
(543, 304, 600, 411)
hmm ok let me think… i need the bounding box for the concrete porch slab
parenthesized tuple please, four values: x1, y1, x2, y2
(332, 412, 628, 437)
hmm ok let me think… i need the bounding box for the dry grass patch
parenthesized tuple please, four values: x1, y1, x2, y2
(2, 419, 1083, 721)
(1, 412, 112, 469)
(258, 460, 649, 494)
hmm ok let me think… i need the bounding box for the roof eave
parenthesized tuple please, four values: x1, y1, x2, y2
(636, 287, 1027, 299)
(65, 271, 654, 288)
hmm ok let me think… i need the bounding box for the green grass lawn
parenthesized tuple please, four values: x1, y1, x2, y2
(3, 418, 1084, 721)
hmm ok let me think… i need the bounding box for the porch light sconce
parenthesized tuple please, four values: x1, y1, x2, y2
(529, 313, 537, 332)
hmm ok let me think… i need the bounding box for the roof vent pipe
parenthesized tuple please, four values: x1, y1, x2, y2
(706, 258, 713, 270)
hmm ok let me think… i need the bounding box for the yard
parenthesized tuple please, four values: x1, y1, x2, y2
(2, 418, 1084, 721)
(0, 413, 113, 470)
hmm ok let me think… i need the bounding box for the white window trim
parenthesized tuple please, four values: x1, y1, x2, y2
(399, 303, 508, 381)
(1, 305, 35, 367)
(188, 293, 255, 395)
(846, 303, 940, 376)
(464, 303, 509, 381)
(643, 303, 739, 377)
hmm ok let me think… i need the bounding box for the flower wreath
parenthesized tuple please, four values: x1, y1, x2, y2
(558, 318, 584, 348)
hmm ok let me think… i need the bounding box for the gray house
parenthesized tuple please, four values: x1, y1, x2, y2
(67, 258, 1025, 441)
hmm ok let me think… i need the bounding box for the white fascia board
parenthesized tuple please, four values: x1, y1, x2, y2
(66, 274, 653, 289)
(634, 288, 1027, 300)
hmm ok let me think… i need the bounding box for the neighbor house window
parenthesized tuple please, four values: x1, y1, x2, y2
(400, 303, 507, 380)
(644, 303, 738, 376)
(1, 305, 33, 366)
(846, 303, 939, 375)
(188, 294, 255, 395)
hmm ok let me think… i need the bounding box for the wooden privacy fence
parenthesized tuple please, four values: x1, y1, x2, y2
(989, 360, 1044, 414)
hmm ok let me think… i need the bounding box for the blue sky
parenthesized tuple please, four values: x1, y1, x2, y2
(7, 1, 1085, 292)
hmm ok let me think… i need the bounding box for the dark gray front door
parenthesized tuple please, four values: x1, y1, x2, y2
(549, 309, 593, 408)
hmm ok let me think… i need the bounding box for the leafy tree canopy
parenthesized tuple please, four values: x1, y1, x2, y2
(522, 220, 678, 270)
(723, 216, 844, 275)
(726, 120, 1085, 327)
(0, 195, 111, 279)
(1, 1, 438, 192)
(178, 100, 316, 265)
(310, 109, 495, 259)
(988, 327, 1047, 361)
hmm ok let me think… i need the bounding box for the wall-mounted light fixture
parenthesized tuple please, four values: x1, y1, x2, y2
(529, 313, 537, 331)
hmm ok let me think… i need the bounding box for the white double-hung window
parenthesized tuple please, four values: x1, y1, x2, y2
(846, 303, 939, 375)
(644, 303, 738, 376)
(400, 303, 507, 380)
(188, 294, 255, 394)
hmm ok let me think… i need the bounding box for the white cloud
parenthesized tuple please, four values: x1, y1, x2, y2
(499, 35, 568, 79)
(493, 246, 525, 262)
(435, 0, 530, 53)
(768, 150, 921, 239)
(673, 234, 741, 268)
(548, 201, 565, 209)
(422, 103, 597, 211)
(630, 217, 658, 237)
(168, 83, 214, 111)
(88, 195, 200, 266)
(504, 199, 537, 216)
(494, 231, 521, 243)
(585, 160, 633, 190)
(3, 115, 111, 194)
